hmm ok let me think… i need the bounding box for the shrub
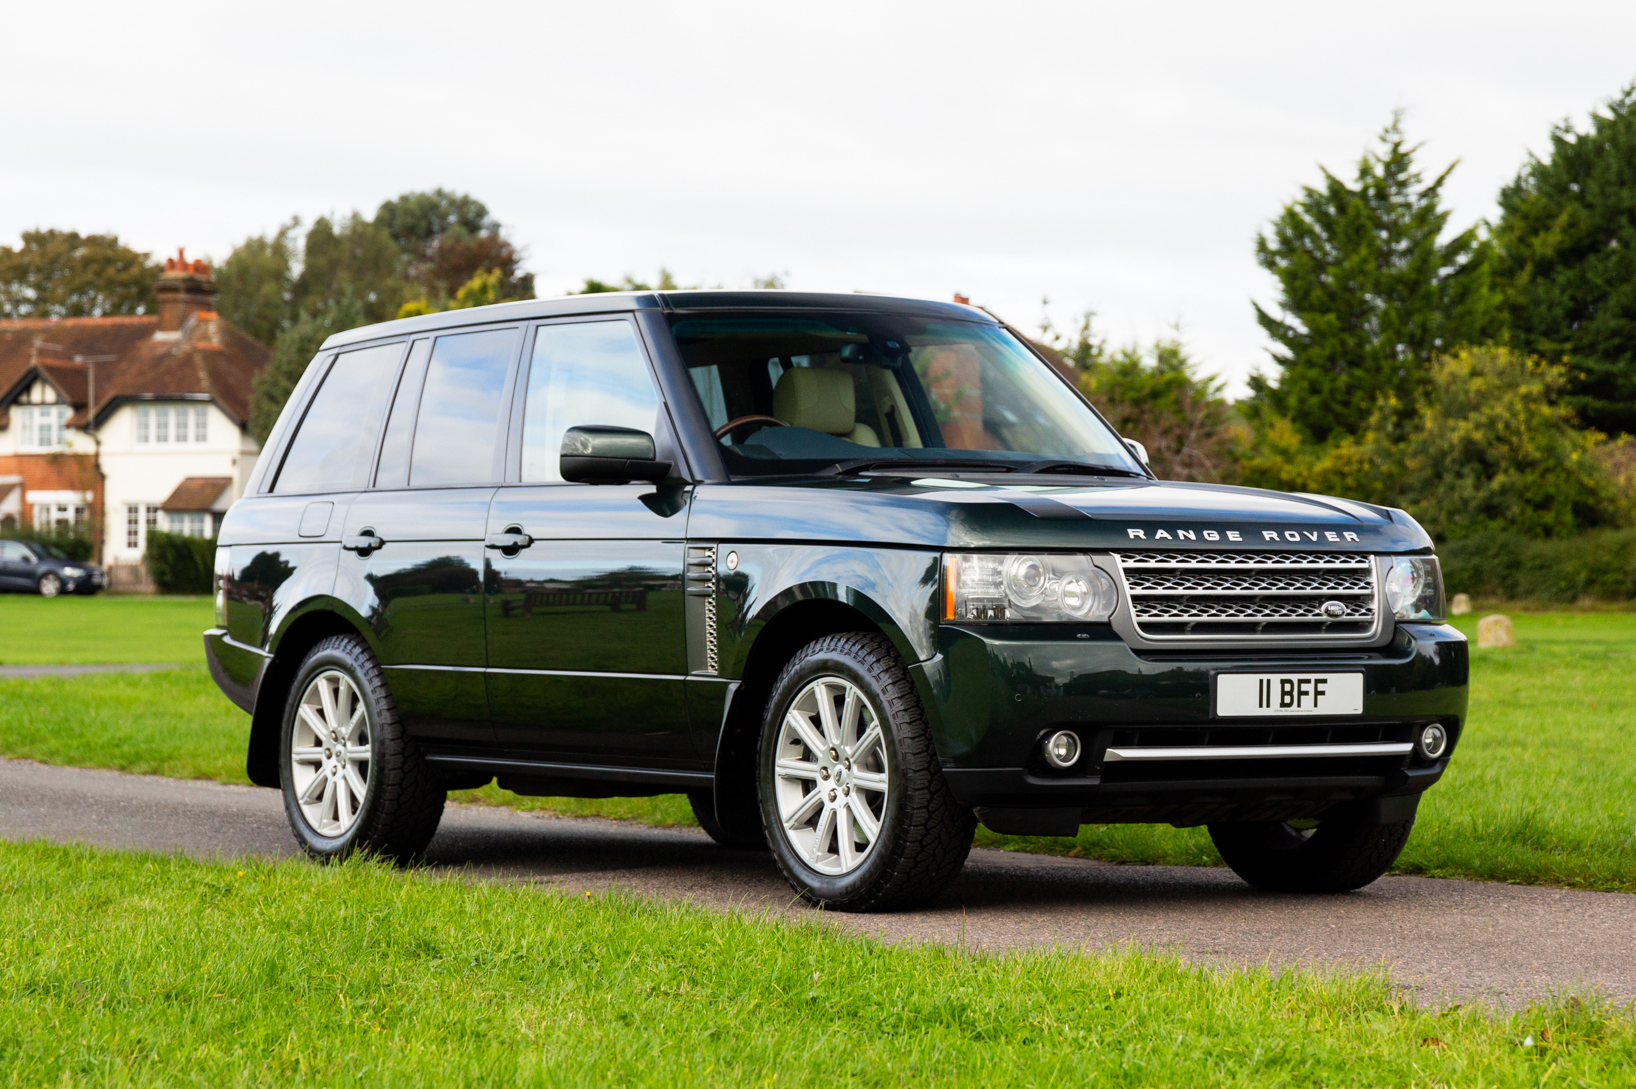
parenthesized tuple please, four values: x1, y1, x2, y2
(144, 530, 216, 595)
(1439, 530, 1636, 603)
(0, 525, 93, 562)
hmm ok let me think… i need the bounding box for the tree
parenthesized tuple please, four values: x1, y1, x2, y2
(1240, 347, 1627, 540)
(374, 189, 534, 302)
(1249, 117, 1495, 443)
(0, 230, 158, 318)
(215, 220, 297, 346)
(248, 293, 366, 444)
(575, 269, 681, 293)
(293, 213, 411, 325)
(1493, 85, 1636, 436)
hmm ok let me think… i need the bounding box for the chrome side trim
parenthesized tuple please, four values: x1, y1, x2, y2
(386, 664, 685, 681)
(219, 632, 272, 658)
(1104, 742, 1414, 762)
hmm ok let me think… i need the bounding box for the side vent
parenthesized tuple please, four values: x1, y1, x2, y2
(686, 545, 719, 675)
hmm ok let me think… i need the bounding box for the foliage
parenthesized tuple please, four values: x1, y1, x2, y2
(248, 292, 367, 444)
(1440, 530, 1636, 603)
(396, 267, 506, 319)
(0, 525, 93, 562)
(1249, 116, 1495, 443)
(292, 212, 413, 325)
(1037, 313, 1242, 482)
(1492, 85, 1636, 436)
(143, 530, 215, 595)
(213, 219, 297, 346)
(0, 229, 158, 318)
(1240, 347, 1627, 541)
(576, 268, 681, 293)
(375, 187, 534, 302)
(9, 842, 1636, 1086)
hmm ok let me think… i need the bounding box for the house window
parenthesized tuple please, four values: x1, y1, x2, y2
(126, 504, 140, 549)
(18, 405, 70, 452)
(137, 407, 151, 443)
(167, 511, 209, 537)
(155, 406, 170, 443)
(194, 405, 209, 443)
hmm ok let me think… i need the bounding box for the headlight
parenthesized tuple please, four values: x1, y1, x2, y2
(62, 566, 85, 577)
(1381, 556, 1445, 622)
(943, 553, 1117, 622)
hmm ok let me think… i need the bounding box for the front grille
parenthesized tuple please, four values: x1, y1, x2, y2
(1114, 550, 1379, 643)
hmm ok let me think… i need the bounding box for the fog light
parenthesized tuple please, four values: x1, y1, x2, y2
(1418, 724, 1449, 759)
(1043, 730, 1082, 769)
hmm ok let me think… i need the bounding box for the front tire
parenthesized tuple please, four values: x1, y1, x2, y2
(37, 572, 62, 598)
(1208, 807, 1414, 893)
(758, 633, 975, 912)
(279, 635, 446, 862)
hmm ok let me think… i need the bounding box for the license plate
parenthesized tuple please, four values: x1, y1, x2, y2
(1215, 672, 1363, 717)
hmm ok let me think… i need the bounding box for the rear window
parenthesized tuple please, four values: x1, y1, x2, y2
(408, 328, 517, 488)
(274, 343, 403, 494)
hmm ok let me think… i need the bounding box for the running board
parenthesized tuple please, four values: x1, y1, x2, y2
(1103, 742, 1414, 762)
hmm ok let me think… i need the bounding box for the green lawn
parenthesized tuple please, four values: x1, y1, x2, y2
(0, 594, 213, 664)
(4, 600, 1635, 892)
(2, 840, 1631, 1088)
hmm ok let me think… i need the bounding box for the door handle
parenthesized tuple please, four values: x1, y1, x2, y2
(343, 530, 385, 555)
(484, 528, 534, 551)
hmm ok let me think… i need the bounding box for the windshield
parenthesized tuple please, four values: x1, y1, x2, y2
(670, 312, 1144, 478)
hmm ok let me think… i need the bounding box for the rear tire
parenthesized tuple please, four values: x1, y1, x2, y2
(758, 632, 974, 912)
(279, 635, 446, 863)
(688, 790, 768, 850)
(1208, 807, 1414, 893)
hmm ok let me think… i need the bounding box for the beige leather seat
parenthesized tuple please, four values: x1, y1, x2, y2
(773, 368, 880, 447)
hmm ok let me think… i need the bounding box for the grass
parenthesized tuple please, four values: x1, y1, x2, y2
(4, 599, 1635, 892)
(3, 840, 1634, 1087)
(0, 594, 213, 665)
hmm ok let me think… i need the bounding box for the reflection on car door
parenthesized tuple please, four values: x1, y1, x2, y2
(337, 328, 521, 749)
(485, 318, 694, 765)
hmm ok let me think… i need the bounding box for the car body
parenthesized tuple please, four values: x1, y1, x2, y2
(0, 539, 105, 596)
(205, 290, 1466, 908)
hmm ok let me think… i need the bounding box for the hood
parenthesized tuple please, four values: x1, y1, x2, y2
(687, 477, 1434, 553)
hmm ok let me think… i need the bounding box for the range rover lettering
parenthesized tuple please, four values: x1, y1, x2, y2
(204, 291, 1466, 912)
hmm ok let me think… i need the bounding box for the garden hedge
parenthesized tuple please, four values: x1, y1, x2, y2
(1439, 530, 1636, 604)
(144, 531, 216, 595)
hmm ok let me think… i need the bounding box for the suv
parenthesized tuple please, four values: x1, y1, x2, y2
(205, 292, 1466, 911)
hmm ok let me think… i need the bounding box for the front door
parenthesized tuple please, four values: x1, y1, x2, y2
(485, 318, 694, 765)
(336, 327, 521, 749)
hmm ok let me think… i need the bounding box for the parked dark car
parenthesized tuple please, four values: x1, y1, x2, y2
(0, 539, 104, 596)
(205, 291, 1466, 912)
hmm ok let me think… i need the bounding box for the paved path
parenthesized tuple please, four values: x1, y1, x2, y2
(0, 663, 179, 679)
(3, 758, 1632, 1008)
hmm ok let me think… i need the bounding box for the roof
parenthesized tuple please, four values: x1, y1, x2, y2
(161, 476, 233, 512)
(321, 290, 997, 351)
(0, 313, 268, 428)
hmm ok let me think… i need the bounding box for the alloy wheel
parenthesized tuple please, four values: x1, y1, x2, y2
(38, 573, 61, 598)
(772, 675, 890, 875)
(289, 669, 372, 837)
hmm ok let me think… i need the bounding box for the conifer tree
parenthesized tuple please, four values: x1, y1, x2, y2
(1250, 118, 1494, 443)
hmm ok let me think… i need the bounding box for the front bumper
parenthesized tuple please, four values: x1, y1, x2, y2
(914, 621, 1467, 827)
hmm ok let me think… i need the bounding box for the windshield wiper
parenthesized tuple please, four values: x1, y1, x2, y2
(818, 457, 1027, 477)
(1014, 460, 1149, 479)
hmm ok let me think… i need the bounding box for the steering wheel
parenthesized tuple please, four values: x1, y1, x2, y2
(714, 414, 788, 440)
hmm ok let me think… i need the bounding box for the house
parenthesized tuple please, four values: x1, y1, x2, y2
(0, 250, 268, 584)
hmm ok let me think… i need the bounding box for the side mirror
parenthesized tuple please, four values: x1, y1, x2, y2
(560, 425, 671, 485)
(1123, 438, 1150, 468)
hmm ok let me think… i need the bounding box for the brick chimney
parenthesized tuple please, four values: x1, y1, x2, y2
(155, 248, 219, 333)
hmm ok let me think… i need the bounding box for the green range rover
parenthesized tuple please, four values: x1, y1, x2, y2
(204, 290, 1466, 912)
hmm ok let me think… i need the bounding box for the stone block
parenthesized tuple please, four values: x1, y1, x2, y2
(1476, 614, 1516, 649)
(1450, 593, 1472, 615)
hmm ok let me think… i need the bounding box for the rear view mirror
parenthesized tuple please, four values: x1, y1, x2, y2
(560, 426, 672, 485)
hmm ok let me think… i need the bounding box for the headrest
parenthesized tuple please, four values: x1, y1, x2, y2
(773, 368, 856, 435)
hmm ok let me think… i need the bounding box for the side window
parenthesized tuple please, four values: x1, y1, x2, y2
(274, 343, 403, 494)
(521, 321, 661, 483)
(408, 328, 517, 488)
(374, 338, 431, 488)
(0, 542, 21, 562)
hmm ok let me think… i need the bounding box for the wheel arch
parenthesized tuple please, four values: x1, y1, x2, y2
(246, 605, 374, 788)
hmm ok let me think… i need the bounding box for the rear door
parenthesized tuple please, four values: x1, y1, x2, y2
(338, 326, 521, 749)
(484, 317, 694, 764)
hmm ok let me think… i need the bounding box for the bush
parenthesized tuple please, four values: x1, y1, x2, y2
(1439, 530, 1636, 603)
(0, 526, 93, 562)
(144, 531, 216, 595)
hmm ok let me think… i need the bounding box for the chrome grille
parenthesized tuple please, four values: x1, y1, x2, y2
(1114, 551, 1379, 642)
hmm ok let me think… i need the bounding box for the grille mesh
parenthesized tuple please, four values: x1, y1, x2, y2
(1115, 550, 1378, 643)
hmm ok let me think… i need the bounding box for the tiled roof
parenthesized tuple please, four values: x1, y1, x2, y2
(161, 476, 234, 511)
(0, 312, 268, 428)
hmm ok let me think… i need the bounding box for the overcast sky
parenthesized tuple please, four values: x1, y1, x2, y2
(5, 1, 1634, 395)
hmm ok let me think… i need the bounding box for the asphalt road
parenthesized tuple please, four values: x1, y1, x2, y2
(5, 757, 1633, 1008)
